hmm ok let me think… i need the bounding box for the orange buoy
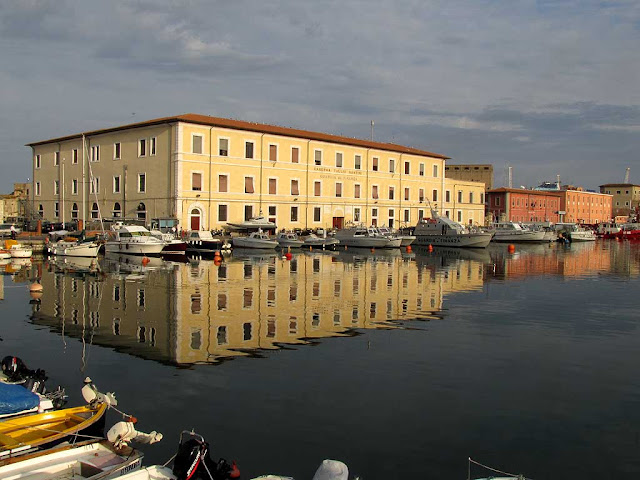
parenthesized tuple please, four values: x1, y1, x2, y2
(141, 257, 150, 265)
(508, 244, 516, 253)
(285, 252, 293, 260)
(213, 257, 222, 266)
(29, 291, 43, 301)
(29, 282, 43, 292)
(406, 245, 412, 253)
(370, 248, 375, 253)
(229, 461, 241, 479)
(214, 250, 222, 257)
(428, 244, 433, 252)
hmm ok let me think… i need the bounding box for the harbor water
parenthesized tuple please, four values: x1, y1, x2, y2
(1, 241, 640, 479)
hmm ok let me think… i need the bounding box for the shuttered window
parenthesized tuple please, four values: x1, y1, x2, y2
(269, 178, 277, 195)
(389, 187, 394, 200)
(354, 184, 360, 198)
(314, 150, 322, 165)
(269, 144, 277, 161)
(405, 188, 410, 201)
(314, 181, 321, 196)
(192, 135, 202, 154)
(291, 180, 299, 195)
(219, 138, 229, 156)
(419, 189, 424, 202)
(192, 173, 202, 191)
(335, 183, 342, 197)
(372, 157, 379, 171)
(218, 175, 228, 192)
(291, 147, 299, 163)
(372, 185, 379, 199)
(245, 177, 254, 194)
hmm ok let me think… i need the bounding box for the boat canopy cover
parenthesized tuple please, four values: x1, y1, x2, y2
(0, 382, 40, 415)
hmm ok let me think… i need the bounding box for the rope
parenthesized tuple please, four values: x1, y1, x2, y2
(468, 457, 529, 479)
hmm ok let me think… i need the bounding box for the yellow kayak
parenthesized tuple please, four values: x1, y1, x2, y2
(0, 402, 107, 457)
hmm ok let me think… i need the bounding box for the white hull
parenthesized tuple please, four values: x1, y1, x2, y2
(303, 235, 340, 249)
(334, 236, 397, 248)
(9, 247, 32, 258)
(0, 251, 10, 260)
(414, 232, 493, 248)
(277, 240, 304, 248)
(569, 231, 596, 242)
(491, 231, 547, 242)
(232, 237, 278, 249)
(49, 242, 100, 257)
(399, 235, 416, 246)
(105, 242, 166, 255)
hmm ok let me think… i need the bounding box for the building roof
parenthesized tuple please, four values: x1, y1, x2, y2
(27, 113, 449, 160)
(487, 187, 562, 196)
(599, 183, 640, 188)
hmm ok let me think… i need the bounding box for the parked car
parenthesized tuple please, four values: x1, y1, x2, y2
(0, 223, 21, 237)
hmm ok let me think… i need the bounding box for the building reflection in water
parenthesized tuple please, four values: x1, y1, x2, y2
(29, 247, 487, 366)
(28, 241, 639, 366)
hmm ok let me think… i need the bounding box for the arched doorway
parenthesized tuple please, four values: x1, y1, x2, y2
(91, 203, 99, 219)
(113, 202, 122, 218)
(71, 203, 79, 219)
(190, 208, 201, 231)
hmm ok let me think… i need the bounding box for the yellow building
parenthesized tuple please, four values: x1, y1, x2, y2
(28, 114, 486, 230)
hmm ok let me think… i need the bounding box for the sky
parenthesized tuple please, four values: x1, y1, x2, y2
(1, 0, 639, 193)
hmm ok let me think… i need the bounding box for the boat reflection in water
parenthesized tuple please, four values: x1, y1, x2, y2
(28, 241, 639, 366)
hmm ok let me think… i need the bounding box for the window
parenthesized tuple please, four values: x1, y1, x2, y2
(432, 189, 438, 202)
(112, 202, 121, 218)
(446, 190, 451, 202)
(405, 188, 410, 201)
(113, 175, 120, 193)
(291, 180, 300, 196)
(54, 180, 60, 195)
(268, 205, 276, 224)
(291, 147, 299, 163)
(138, 173, 146, 193)
(372, 185, 379, 199)
(35, 182, 41, 196)
(192, 135, 203, 154)
(91, 202, 99, 219)
(219, 175, 228, 193)
(314, 207, 321, 222)
(269, 178, 277, 195)
(390, 159, 395, 173)
(137, 202, 146, 221)
(269, 144, 277, 161)
(54, 201, 59, 217)
(419, 163, 425, 176)
(419, 188, 424, 202)
(481, 193, 485, 204)
(354, 184, 361, 199)
(244, 177, 254, 194)
(457, 211, 462, 222)
(150, 137, 157, 156)
(245, 141, 254, 159)
(314, 150, 322, 166)
(372, 157, 379, 171)
(334, 152, 343, 168)
(218, 204, 228, 222)
(354, 207, 361, 222)
(291, 206, 299, 222)
(54, 151, 60, 166)
(72, 179, 78, 195)
(389, 187, 394, 200)
(91, 145, 100, 162)
(335, 182, 342, 198)
(35, 154, 41, 169)
(90, 177, 100, 194)
(219, 138, 229, 156)
(72, 149, 78, 164)
(314, 181, 321, 197)
(469, 192, 474, 203)
(404, 209, 410, 222)
(114, 143, 121, 160)
(404, 162, 410, 175)
(192, 172, 202, 191)
(139, 138, 147, 157)
(354, 154, 362, 169)
(71, 203, 78, 219)
(433, 164, 438, 177)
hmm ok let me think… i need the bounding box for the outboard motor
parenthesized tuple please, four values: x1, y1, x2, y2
(173, 431, 240, 480)
(1, 355, 48, 393)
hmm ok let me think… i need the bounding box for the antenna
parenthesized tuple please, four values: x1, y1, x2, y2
(508, 166, 513, 188)
(624, 167, 630, 183)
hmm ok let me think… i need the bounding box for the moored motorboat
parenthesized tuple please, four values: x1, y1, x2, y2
(231, 231, 278, 249)
(275, 232, 304, 248)
(413, 211, 493, 248)
(334, 225, 400, 249)
(567, 225, 596, 242)
(5, 241, 32, 258)
(302, 233, 340, 250)
(490, 222, 547, 243)
(226, 216, 276, 232)
(150, 230, 188, 255)
(105, 224, 166, 256)
(48, 238, 100, 257)
(0, 249, 10, 260)
(376, 226, 415, 246)
(186, 230, 229, 253)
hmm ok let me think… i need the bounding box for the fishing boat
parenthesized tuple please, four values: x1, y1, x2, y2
(231, 231, 278, 249)
(490, 222, 547, 243)
(413, 211, 493, 248)
(334, 225, 401, 248)
(275, 231, 304, 248)
(0, 402, 107, 458)
(104, 224, 166, 256)
(48, 238, 100, 257)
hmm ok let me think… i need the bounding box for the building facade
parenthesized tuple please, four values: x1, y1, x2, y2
(599, 183, 640, 218)
(28, 114, 487, 230)
(561, 187, 613, 224)
(486, 188, 563, 223)
(444, 164, 493, 190)
(0, 183, 29, 223)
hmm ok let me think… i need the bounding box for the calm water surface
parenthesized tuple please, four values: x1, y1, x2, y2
(1, 241, 640, 479)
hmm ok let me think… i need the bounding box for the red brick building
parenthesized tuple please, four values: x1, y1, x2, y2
(561, 188, 612, 224)
(486, 188, 562, 223)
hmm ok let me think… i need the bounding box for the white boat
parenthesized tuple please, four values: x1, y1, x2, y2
(276, 232, 304, 248)
(334, 225, 400, 248)
(377, 226, 415, 246)
(596, 221, 621, 237)
(150, 230, 188, 255)
(226, 216, 276, 232)
(566, 225, 597, 242)
(413, 212, 493, 248)
(231, 231, 278, 249)
(0, 250, 10, 260)
(186, 230, 228, 253)
(48, 239, 100, 257)
(0, 438, 144, 479)
(490, 222, 547, 243)
(105, 225, 166, 256)
(4, 240, 32, 258)
(302, 233, 340, 250)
